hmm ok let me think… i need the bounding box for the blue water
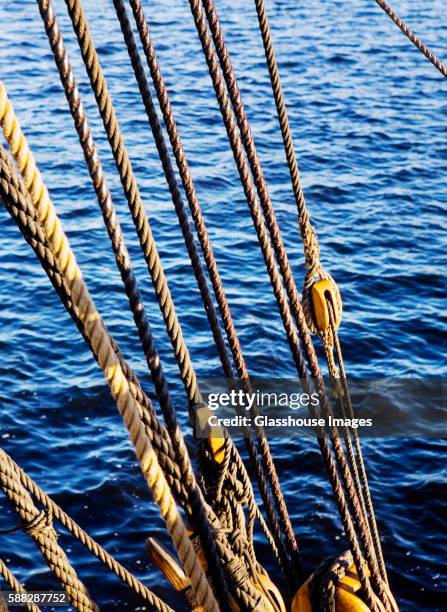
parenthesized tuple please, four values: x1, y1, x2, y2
(0, 0, 446, 610)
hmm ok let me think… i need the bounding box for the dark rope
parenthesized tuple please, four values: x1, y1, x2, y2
(126, 0, 299, 586)
(188, 0, 392, 607)
(375, 0, 447, 78)
(253, 0, 389, 591)
(252, 0, 319, 278)
(59, 0, 232, 605)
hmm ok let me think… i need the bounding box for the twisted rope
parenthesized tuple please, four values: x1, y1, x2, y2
(56, 1, 231, 603)
(253, 0, 320, 279)
(189, 1, 392, 607)
(375, 0, 447, 78)
(0, 140, 217, 612)
(0, 449, 173, 612)
(126, 0, 296, 584)
(0, 559, 41, 612)
(0, 454, 97, 611)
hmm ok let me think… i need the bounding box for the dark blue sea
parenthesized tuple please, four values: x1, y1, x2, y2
(0, 1, 446, 610)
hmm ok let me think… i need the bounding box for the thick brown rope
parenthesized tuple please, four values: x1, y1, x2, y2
(58, 1, 231, 605)
(253, 0, 388, 589)
(375, 0, 447, 78)
(126, 0, 298, 585)
(188, 1, 392, 608)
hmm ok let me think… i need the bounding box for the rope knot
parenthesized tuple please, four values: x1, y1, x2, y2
(22, 508, 57, 539)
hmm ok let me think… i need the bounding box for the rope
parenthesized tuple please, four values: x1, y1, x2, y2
(0, 141, 218, 612)
(126, 0, 298, 586)
(308, 550, 353, 612)
(328, 306, 387, 584)
(111, 1, 288, 598)
(0, 72, 263, 612)
(252, 0, 328, 331)
(212, 0, 392, 604)
(57, 1, 274, 605)
(57, 0, 231, 604)
(0, 558, 41, 612)
(252, 0, 390, 594)
(375, 0, 447, 78)
(188, 1, 392, 607)
(0, 454, 97, 611)
(0, 449, 173, 612)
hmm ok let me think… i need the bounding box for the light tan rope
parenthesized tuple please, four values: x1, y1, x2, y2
(0, 81, 218, 612)
(0, 449, 173, 612)
(0, 558, 41, 612)
(0, 457, 97, 611)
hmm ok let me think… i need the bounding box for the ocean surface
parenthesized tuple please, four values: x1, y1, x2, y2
(0, 0, 446, 610)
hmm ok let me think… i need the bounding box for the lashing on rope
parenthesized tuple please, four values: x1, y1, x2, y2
(0, 128, 218, 610)
(0, 0, 422, 608)
(54, 0, 286, 606)
(0, 448, 174, 611)
(0, 448, 97, 612)
(121, 0, 301, 588)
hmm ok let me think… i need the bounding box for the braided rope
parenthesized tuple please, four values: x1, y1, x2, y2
(0, 456, 97, 611)
(375, 0, 447, 78)
(0, 449, 173, 612)
(0, 141, 217, 612)
(0, 559, 41, 612)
